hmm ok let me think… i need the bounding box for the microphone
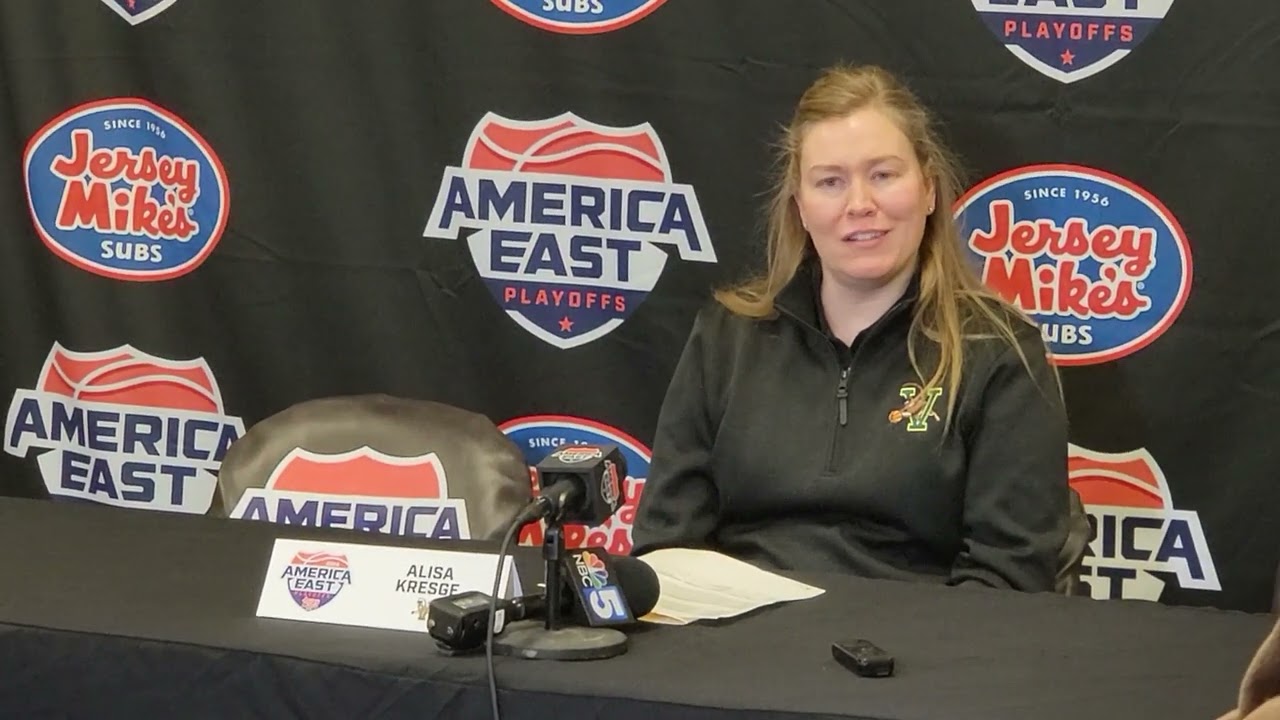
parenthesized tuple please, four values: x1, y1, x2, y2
(515, 444, 627, 526)
(428, 553, 660, 653)
(495, 444, 636, 661)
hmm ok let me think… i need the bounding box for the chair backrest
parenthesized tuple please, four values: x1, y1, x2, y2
(1055, 487, 1092, 596)
(211, 394, 533, 542)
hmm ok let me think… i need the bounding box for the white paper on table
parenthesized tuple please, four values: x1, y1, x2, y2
(635, 547, 825, 625)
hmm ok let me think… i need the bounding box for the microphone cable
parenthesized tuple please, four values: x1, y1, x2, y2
(485, 516, 524, 720)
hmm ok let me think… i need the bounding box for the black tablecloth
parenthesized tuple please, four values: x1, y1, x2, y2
(0, 496, 1270, 720)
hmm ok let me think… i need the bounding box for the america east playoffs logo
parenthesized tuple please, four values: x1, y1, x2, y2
(955, 164, 1191, 366)
(100, 0, 180, 25)
(4, 344, 245, 514)
(491, 0, 667, 34)
(24, 98, 230, 281)
(231, 447, 471, 540)
(281, 551, 353, 612)
(972, 0, 1177, 83)
(1069, 443, 1218, 601)
(424, 112, 715, 349)
(500, 415, 649, 554)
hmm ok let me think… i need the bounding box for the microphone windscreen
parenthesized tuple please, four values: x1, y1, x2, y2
(536, 443, 627, 525)
(614, 555, 661, 617)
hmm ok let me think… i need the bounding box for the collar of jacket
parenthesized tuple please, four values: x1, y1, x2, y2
(774, 255, 923, 341)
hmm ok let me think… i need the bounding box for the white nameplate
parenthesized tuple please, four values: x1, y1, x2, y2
(255, 537, 522, 633)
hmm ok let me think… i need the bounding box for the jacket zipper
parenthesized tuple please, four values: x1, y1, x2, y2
(825, 356, 852, 474)
(776, 280, 913, 477)
(835, 366, 850, 427)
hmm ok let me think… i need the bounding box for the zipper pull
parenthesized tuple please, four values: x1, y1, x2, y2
(836, 367, 850, 427)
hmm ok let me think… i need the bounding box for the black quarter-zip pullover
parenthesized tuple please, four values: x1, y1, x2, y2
(632, 261, 1070, 592)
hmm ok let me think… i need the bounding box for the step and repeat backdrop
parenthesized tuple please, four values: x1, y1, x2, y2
(1, 0, 1277, 612)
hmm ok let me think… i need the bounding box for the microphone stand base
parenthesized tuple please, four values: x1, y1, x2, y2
(493, 620, 628, 661)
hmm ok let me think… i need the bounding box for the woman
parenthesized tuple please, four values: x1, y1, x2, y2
(630, 64, 1070, 592)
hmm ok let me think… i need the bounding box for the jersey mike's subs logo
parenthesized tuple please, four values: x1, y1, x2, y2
(1069, 443, 1218, 601)
(424, 112, 715, 349)
(4, 344, 245, 513)
(971, 0, 1177, 83)
(24, 98, 229, 282)
(230, 447, 471, 540)
(499, 415, 649, 554)
(955, 163, 1191, 366)
(491, 0, 667, 34)
(100, 0, 181, 25)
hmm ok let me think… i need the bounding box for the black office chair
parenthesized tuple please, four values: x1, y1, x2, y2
(1055, 488, 1092, 597)
(210, 394, 533, 541)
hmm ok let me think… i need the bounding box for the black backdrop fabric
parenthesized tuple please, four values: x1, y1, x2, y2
(1, 0, 1278, 612)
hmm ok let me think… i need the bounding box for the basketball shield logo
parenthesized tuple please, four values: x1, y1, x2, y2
(970, 0, 1177, 83)
(423, 112, 716, 349)
(100, 0, 181, 25)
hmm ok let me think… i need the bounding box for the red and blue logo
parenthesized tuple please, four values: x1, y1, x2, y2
(955, 164, 1191, 366)
(552, 446, 603, 464)
(24, 98, 230, 282)
(424, 112, 715, 349)
(230, 446, 471, 540)
(100, 0, 180, 25)
(4, 343, 245, 513)
(491, 0, 667, 34)
(971, 0, 1177, 83)
(1069, 443, 1218, 601)
(281, 551, 352, 612)
(499, 415, 650, 554)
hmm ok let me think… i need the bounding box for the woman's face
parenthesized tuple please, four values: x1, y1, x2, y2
(794, 107, 935, 291)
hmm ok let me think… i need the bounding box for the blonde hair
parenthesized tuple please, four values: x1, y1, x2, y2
(715, 63, 1057, 428)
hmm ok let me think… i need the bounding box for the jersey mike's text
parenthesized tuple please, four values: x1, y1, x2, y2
(967, 200, 1155, 320)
